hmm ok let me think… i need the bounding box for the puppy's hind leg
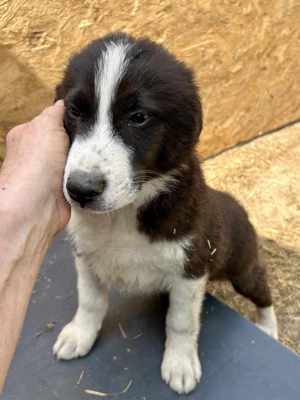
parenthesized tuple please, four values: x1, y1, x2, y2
(53, 255, 108, 360)
(256, 304, 278, 339)
(230, 262, 278, 339)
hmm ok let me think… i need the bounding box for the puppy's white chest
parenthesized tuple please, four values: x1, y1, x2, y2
(69, 207, 190, 292)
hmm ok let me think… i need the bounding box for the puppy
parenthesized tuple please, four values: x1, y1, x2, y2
(53, 32, 278, 394)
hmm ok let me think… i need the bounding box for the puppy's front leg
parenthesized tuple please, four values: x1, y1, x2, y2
(161, 275, 207, 394)
(53, 255, 108, 360)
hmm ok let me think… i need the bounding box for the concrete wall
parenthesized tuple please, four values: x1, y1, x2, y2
(0, 0, 299, 161)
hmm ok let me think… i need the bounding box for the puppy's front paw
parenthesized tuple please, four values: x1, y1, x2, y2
(161, 345, 201, 394)
(53, 321, 98, 360)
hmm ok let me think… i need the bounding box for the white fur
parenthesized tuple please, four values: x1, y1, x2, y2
(53, 256, 108, 359)
(63, 41, 137, 211)
(95, 41, 130, 124)
(135, 172, 178, 208)
(67, 189, 192, 294)
(256, 305, 278, 339)
(162, 275, 207, 394)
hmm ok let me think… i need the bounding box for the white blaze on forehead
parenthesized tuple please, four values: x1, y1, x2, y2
(95, 41, 131, 127)
(64, 41, 137, 211)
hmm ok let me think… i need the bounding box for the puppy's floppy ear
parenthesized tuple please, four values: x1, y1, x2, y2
(191, 96, 203, 144)
(54, 83, 65, 103)
(54, 78, 72, 102)
(197, 99, 203, 137)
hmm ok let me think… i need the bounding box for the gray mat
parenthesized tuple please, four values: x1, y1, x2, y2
(3, 234, 300, 399)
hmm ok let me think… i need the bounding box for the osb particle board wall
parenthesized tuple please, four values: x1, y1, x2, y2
(0, 0, 299, 161)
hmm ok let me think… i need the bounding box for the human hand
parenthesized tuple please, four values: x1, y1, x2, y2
(0, 100, 70, 234)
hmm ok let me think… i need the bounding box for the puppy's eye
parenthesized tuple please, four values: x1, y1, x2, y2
(128, 111, 149, 127)
(68, 104, 82, 119)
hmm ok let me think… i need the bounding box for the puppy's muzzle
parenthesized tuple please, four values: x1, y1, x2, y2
(66, 170, 106, 208)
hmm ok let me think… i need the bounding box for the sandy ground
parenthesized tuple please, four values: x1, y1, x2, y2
(204, 123, 300, 354)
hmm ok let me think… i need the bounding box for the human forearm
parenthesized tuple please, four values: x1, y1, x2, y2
(0, 195, 58, 392)
(0, 101, 70, 392)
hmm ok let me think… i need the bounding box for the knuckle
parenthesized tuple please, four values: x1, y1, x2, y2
(42, 105, 56, 118)
(33, 109, 52, 127)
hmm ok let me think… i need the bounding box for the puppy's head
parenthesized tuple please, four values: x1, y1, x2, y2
(57, 32, 202, 213)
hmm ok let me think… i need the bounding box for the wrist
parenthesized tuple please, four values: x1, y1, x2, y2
(0, 176, 59, 239)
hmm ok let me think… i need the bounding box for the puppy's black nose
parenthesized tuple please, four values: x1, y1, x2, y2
(66, 170, 106, 207)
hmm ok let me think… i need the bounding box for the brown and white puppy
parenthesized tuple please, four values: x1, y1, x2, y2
(53, 32, 277, 394)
